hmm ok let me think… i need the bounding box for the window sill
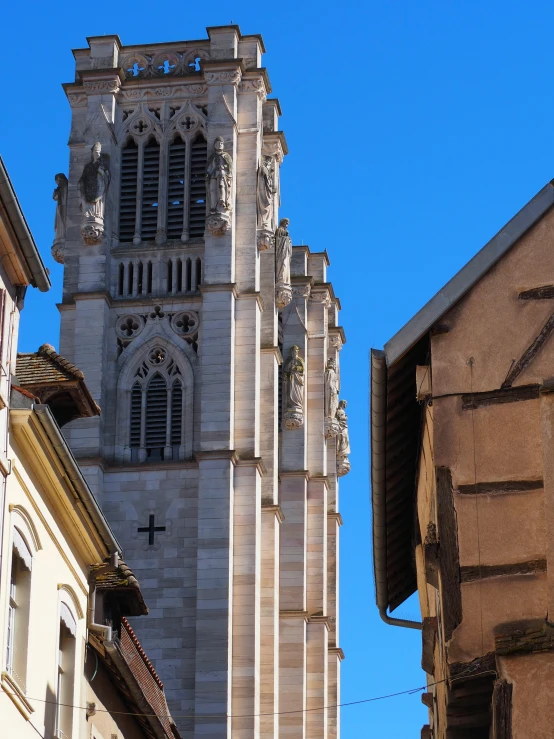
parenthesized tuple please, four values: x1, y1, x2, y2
(1, 670, 34, 720)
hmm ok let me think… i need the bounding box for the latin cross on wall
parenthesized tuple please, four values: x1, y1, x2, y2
(137, 514, 166, 546)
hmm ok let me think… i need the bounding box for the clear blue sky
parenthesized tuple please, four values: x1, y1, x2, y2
(2, 1, 554, 735)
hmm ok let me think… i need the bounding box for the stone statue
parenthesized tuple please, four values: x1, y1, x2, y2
(275, 218, 292, 309)
(324, 358, 340, 438)
(206, 136, 233, 236)
(283, 345, 305, 429)
(78, 142, 110, 244)
(51, 173, 68, 264)
(336, 400, 351, 476)
(257, 155, 275, 250)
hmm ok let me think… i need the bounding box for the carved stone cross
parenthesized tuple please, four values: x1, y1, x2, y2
(137, 514, 166, 546)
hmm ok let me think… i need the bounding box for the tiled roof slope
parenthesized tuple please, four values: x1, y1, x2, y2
(120, 617, 182, 738)
(17, 343, 85, 385)
(91, 560, 148, 616)
(16, 344, 100, 425)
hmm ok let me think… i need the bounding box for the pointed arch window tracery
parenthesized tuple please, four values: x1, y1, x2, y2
(118, 103, 207, 246)
(128, 350, 186, 462)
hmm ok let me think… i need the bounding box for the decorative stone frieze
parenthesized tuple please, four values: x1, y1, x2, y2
(120, 48, 211, 79)
(239, 78, 267, 101)
(83, 79, 121, 94)
(204, 69, 242, 86)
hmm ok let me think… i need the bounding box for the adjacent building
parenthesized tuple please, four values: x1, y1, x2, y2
(0, 157, 180, 738)
(54, 26, 349, 739)
(371, 179, 554, 737)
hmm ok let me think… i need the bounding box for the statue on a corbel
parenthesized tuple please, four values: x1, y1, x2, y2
(283, 345, 305, 429)
(51, 173, 68, 264)
(78, 142, 110, 245)
(275, 218, 293, 309)
(206, 136, 233, 236)
(257, 155, 276, 251)
(324, 358, 340, 438)
(336, 399, 351, 477)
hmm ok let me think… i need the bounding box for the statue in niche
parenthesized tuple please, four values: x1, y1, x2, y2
(206, 136, 233, 236)
(275, 218, 293, 309)
(51, 173, 68, 264)
(336, 400, 351, 476)
(324, 358, 340, 438)
(257, 155, 276, 250)
(283, 345, 305, 429)
(78, 142, 110, 245)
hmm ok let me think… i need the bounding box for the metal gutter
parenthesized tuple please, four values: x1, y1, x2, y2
(0, 157, 50, 292)
(33, 404, 120, 554)
(370, 350, 422, 631)
(385, 180, 554, 366)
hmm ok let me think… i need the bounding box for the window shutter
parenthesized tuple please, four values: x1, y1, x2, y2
(141, 139, 160, 242)
(167, 137, 186, 239)
(189, 137, 207, 237)
(145, 374, 167, 449)
(119, 141, 138, 242)
(130, 383, 142, 448)
(171, 380, 183, 445)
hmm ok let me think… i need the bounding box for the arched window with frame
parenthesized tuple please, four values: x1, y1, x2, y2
(5, 527, 33, 693)
(128, 347, 186, 463)
(118, 104, 207, 246)
(56, 602, 77, 739)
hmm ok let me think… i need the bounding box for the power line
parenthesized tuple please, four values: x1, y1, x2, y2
(2, 669, 497, 721)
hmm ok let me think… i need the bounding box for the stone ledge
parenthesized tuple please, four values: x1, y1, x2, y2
(1, 671, 34, 720)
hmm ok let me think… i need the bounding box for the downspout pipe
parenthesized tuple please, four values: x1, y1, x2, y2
(371, 349, 422, 631)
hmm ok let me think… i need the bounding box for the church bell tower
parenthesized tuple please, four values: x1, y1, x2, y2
(56, 26, 349, 739)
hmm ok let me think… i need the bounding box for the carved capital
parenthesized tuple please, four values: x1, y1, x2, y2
(292, 284, 311, 300)
(206, 212, 231, 237)
(276, 283, 293, 310)
(67, 92, 87, 107)
(257, 229, 274, 251)
(336, 455, 351, 477)
(204, 69, 242, 86)
(310, 287, 332, 308)
(239, 78, 267, 101)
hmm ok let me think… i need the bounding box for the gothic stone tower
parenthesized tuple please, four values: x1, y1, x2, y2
(57, 27, 348, 739)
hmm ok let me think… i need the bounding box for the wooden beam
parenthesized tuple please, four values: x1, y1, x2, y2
(502, 312, 554, 388)
(461, 559, 546, 583)
(461, 384, 539, 410)
(457, 479, 542, 495)
(422, 616, 438, 674)
(492, 680, 512, 739)
(519, 285, 554, 300)
(437, 467, 462, 641)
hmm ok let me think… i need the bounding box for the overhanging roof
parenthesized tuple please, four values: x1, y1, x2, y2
(385, 180, 554, 366)
(0, 157, 50, 293)
(371, 178, 554, 616)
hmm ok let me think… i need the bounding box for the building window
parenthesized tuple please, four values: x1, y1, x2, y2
(119, 133, 207, 245)
(5, 529, 32, 692)
(129, 353, 185, 462)
(56, 604, 76, 739)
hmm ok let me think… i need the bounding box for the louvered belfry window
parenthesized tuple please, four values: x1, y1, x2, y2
(118, 133, 207, 244)
(128, 360, 185, 463)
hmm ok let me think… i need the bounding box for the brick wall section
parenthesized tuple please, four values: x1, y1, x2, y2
(119, 616, 176, 737)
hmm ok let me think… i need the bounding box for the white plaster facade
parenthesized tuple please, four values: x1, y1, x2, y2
(57, 27, 346, 739)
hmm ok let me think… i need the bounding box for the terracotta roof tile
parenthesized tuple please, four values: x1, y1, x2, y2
(16, 343, 84, 385)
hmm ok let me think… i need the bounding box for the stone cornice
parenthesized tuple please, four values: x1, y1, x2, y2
(327, 512, 344, 527)
(236, 290, 264, 311)
(72, 291, 113, 305)
(203, 60, 243, 86)
(329, 326, 347, 349)
(80, 68, 124, 95)
(261, 503, 285, 523)
(279, 470, 309, 481)
(329, 646, 345, 661)
(236, 456, 266, 476)
(308, 615, 330, 631)
(280, 610, 309, 621)
(195, 450, 238, 464)
(260, 345, 283, 364)
(308, 474, 330, 490)
(200, 282, 239, 298)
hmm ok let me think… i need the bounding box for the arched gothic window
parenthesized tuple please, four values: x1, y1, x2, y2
(128, 349, 185, 462)
(118, 126, 207, 245)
